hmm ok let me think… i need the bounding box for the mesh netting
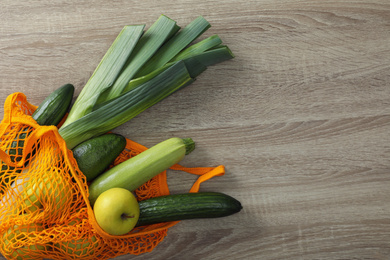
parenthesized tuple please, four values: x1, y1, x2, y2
(0, 92, 225, 260)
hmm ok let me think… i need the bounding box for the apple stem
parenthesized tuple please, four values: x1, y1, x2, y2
(121, 213, 135, 220)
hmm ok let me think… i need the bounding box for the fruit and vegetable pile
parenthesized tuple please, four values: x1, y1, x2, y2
(0, 15, 242, 259)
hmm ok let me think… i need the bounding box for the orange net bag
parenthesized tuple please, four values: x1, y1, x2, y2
(0, 92, 225, 260)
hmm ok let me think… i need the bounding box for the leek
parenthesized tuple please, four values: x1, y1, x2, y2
(170, 45, 234, 78)
(184, 46, 234, 67)
(59, 61, 192, 149)
(134, 16, 211, 78)
(170, 34, 222, 62)
(56, 15, 234, 149)
(119, 43, 233, 94)
(61, 25, 144, 128)
(102, 15, 179, 101)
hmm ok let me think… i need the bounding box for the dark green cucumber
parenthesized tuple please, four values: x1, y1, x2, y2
(32, 83, 75, 126)
(136, 192, 243, 227)
(0, 84, 74, 187)
(8, 83, 75, 157)
(72, 133, 127, 182)
(7, 83, 75, 159)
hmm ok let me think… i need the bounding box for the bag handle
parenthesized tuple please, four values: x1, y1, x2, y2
(170, 164, 225, 193)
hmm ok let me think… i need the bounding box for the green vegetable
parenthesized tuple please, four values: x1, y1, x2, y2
(59, 61, 192, 149)
(170, 34, 222, 61)
(134, 16, 211, 78)
(57, 15, 234, 149)
(18, 83, 74, 157)
(136, 192, 243, 227)
(60, 26, 145, 127)
(72, 134, 127, 182)
(88, 137, 195, 205)
(7, 83, 74, 160)
(102, 15, 180, 101)
(32, 83, 74, 126)
(5, 83, 74, 159)
(0, 84, 74, 187)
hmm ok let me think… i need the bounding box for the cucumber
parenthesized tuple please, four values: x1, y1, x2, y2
(9, 83, 75, 159)
(32, 83, 75, 126)
(72, 134, 126, 182)
(136, 192, 243, 227)
(1, 84, 74, 187)
(88, 137, 195, 205)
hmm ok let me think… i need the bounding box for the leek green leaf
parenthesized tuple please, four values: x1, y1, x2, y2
(102, 15, 179, 101)
(61, 25, 144, 128)
(59, 61, 192, 149)
(135, 16, 211, 78)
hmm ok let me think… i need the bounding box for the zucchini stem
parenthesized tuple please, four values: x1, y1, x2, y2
(183, 138, 195, 155)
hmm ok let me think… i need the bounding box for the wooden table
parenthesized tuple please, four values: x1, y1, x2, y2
(1, 1, 389, 259)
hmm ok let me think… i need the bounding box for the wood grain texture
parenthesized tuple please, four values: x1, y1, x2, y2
(1, 0, 390, 259)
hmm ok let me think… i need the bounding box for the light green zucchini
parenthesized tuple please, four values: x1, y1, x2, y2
(88, 137, 195, 205)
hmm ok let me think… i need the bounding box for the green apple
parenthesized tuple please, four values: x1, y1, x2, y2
(1, 223, 46, 260)
(26, 167, 71, 213)
(1, 168, 71, 226)
(59, 235, 98, 257)
(93, 187, 140, 235)
(55, 220, 99, 257)
(0, 176, 25, 223)
(14, 167, 71, 214)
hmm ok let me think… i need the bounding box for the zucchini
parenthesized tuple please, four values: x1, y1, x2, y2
(72, 133, 126, 182)
(88, 137, 195, 205)
(0, 84, 74, 187)
(136, 192, 243, 227)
